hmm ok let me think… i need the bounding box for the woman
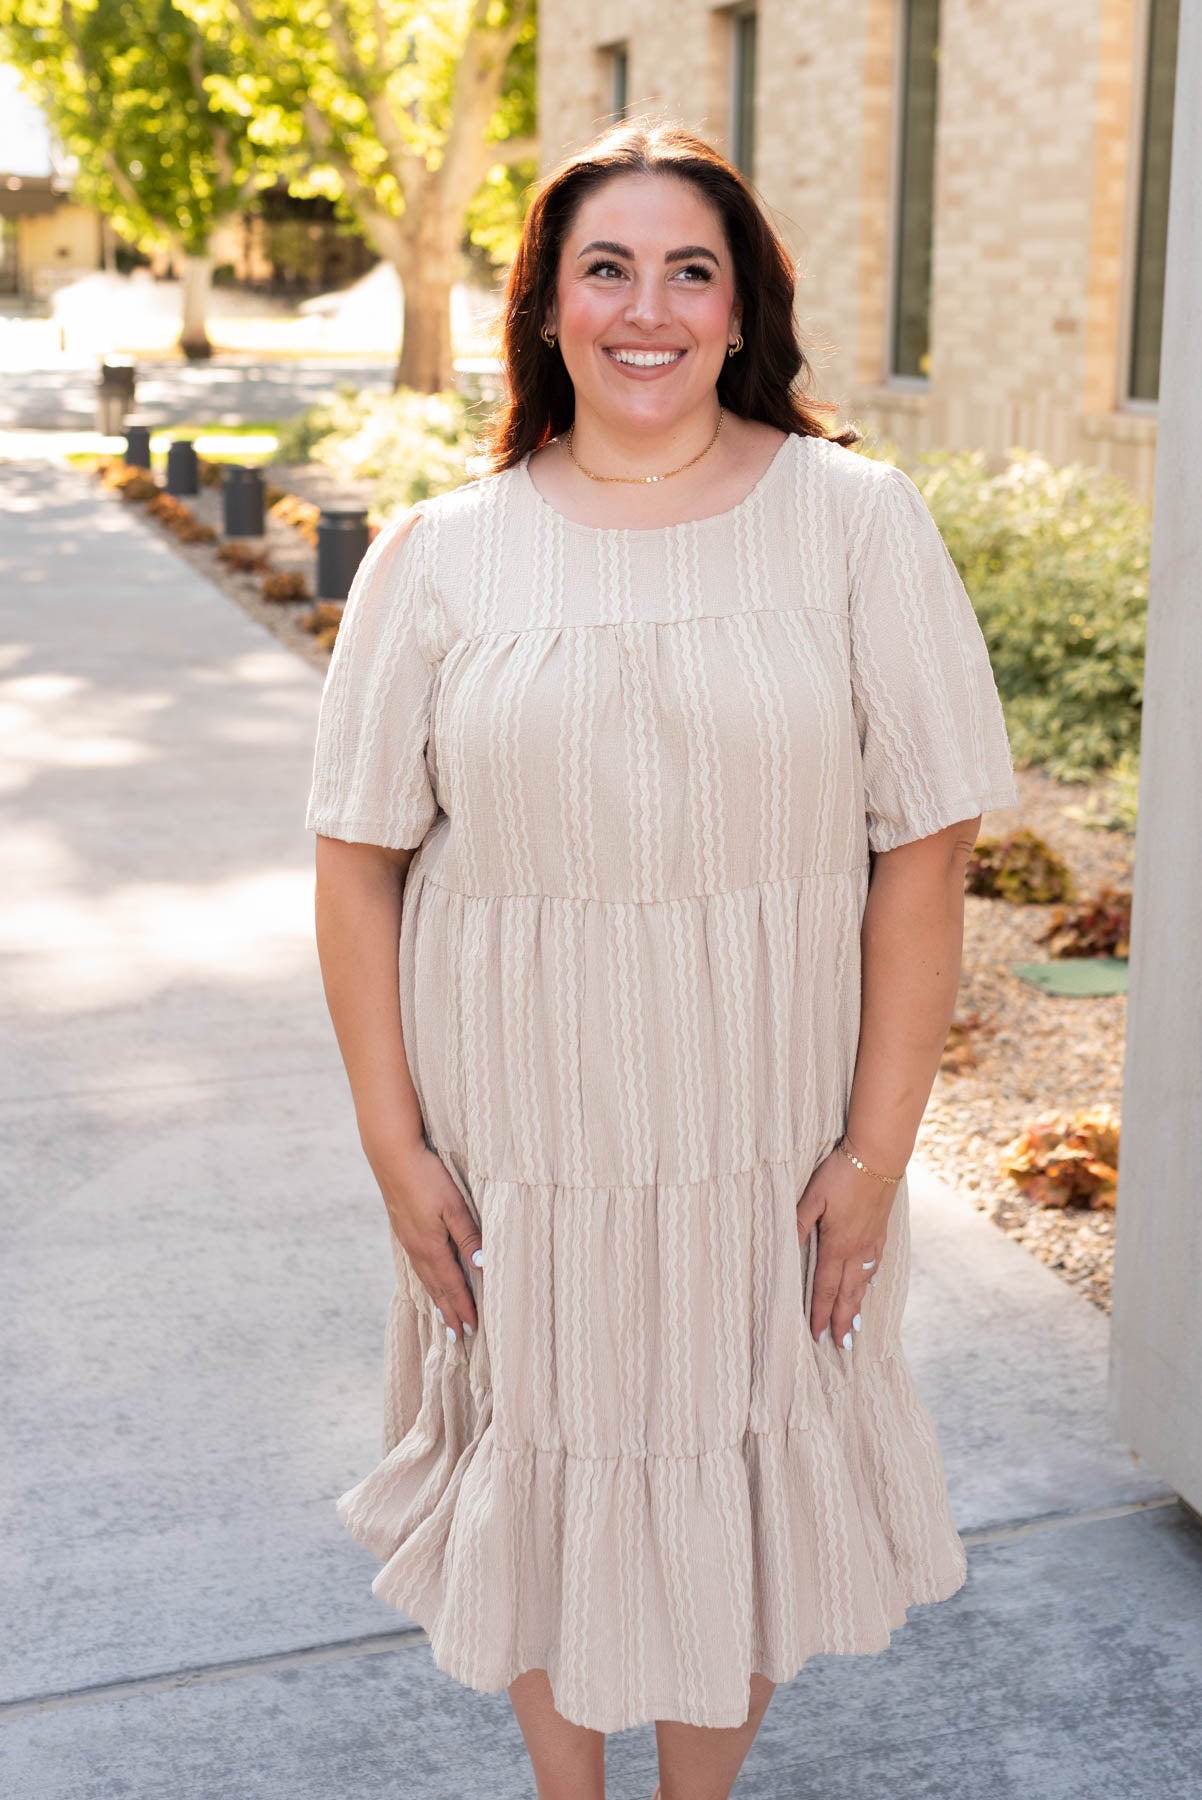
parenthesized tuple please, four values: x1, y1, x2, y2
(305, 117, 1018, 1800)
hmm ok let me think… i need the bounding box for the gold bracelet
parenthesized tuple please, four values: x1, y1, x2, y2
(837, 1133, 905, 1185)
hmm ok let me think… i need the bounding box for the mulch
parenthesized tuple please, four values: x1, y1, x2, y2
(916, 767, 1131, 1314)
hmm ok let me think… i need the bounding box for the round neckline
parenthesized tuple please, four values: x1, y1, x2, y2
(519, 430, 797, 536)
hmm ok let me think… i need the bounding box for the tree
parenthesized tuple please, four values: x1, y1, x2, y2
(181, 0, 537, 389)
(0, 0, 277, 356)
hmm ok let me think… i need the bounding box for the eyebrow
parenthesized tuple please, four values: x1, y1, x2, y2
(576, 240, 720, 265)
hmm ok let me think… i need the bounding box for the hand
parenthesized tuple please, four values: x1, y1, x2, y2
(795, 1143, 896, 1348)
(366, 1138, 483, 1342)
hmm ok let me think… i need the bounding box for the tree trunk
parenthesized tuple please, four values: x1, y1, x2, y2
(179, 252, 214, 360)
(393, 244, 456, 393)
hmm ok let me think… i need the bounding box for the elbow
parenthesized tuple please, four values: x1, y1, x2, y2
(872, 814, 982, 878)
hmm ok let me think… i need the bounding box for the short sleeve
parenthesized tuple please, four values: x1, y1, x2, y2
(847, 463, 1019, 854)
(304, 505, 442, 850)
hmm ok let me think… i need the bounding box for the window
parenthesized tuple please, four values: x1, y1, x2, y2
(0, 219, 18, 295)
(607, 44, 629, 122)
(731, 9, 757, 179)
(1128, 0, 1180, 402)
(891, 0, 941, 380)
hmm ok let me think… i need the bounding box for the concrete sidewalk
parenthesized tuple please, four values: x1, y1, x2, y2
(1, 460, 1199, 1799)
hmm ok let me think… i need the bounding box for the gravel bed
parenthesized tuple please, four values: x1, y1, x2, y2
(113, 473, 1134, 1314)
(916, 765, 1132, 1314)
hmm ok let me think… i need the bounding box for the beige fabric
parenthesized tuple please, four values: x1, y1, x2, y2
(305, 431, 1019, 1731)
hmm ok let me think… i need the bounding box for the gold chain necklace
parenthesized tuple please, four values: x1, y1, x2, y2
(565, 408, 725, 484)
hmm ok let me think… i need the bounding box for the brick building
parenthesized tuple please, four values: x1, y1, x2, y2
(537, 0, 1179, 502)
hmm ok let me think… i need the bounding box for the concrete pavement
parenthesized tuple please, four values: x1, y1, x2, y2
(0, 358, 395, 431)
(1, 459, 1199, 1798)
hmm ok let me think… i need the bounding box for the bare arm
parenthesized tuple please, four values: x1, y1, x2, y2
(313, 834, 482, 1340)
(847, 815, 978, 1173)
(796, 815, 981, 1347)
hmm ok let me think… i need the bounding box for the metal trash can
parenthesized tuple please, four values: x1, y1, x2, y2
(222, 465, 265, 537)
(317, 505, 370, 600)
(96, 357, 137, 435)
(123, 421, 152, 469)
(166, 438, 199, 497)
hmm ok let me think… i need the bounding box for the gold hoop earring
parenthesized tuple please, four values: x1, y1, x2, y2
(727, 333, 743, 357)
(540, 325, 557, 348)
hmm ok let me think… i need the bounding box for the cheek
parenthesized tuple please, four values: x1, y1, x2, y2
(560, 287, 616, 336)
(690, 286, 735, 339)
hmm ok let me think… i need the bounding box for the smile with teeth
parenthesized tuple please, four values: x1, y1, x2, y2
(606, 348, 686, 367)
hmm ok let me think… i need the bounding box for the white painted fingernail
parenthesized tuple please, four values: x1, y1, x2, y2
(819, 1327, 830, 1344)
(434, 1305, 444, 1323)
(445, 1323, 456, 1342)
(841, 1331, 854, 1350)
(870, 1273, 879, 1286)
(471, 1249, 484, 1267)
(852, 1313, 862, 1331)
(462, 1321, 474, 1336)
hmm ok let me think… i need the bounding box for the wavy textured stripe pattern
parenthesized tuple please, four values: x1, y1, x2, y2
(304, 431, 1020, 1731)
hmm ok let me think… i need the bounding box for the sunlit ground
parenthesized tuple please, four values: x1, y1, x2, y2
(0, 262, 504, 365)
(0, 429, 280, 465)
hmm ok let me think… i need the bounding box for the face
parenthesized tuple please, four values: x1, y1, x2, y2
(544, 171, 742, 435)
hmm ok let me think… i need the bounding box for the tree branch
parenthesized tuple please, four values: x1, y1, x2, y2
(186, 32, 235, 191)
(58, 0, 152, 223)
(324, 0, 421, 208)
(438, 0, 534, 218)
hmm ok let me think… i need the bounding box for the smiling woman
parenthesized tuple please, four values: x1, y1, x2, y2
(304, 114, 1019, 1800)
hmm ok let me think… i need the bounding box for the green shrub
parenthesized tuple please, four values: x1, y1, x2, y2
(273, 385, 479, 519)
(861, 444, 1148, 786)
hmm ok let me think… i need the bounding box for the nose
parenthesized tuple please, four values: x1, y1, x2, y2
(623, 274, 675, 333)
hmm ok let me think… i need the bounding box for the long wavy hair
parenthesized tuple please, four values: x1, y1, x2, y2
(477, 115, 861, 472)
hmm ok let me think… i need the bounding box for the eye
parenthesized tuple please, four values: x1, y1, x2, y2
(582, 259, 715, 282)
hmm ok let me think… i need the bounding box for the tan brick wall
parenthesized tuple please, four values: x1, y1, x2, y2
(20, 204, 102, 297)
(536, 0, 1160, 500)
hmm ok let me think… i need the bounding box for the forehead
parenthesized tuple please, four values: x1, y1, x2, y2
(566, 172, 726, 252)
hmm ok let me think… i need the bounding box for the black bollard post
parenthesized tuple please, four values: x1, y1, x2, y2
(317, 505, 370, 600)
(222, 465, 265, 537)
(165, 438, 199, 496)
(123, 421, 152, 469)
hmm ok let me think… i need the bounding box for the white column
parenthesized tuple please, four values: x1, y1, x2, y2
(1108, 0, 1202, 1508)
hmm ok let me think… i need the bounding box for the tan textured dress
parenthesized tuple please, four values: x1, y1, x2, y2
(304, 429, 1020, 1732)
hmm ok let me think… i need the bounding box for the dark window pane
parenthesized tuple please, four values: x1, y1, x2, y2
(892, 0, 940, 379)
(611, 46, 628, 122)
(0, 219, 18, 295)
(1129, 0, 1179, 401)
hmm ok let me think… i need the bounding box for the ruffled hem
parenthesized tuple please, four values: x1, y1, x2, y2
(336, 1343, 967, 1733)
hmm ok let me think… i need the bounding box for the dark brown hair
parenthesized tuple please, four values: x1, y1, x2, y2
(478, 115, 861, 471)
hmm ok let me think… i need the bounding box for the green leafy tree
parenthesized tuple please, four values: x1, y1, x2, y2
(181, 0, 537, 388)
(0, 0, 278, 356)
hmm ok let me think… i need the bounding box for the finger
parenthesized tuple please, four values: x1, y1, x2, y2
(453, 1217, 484, 1277)
(831, 1259, 871, 1349)
(809, 1252, 845, 1343)
(417, 1237, 478, 1342)
(433, 1196, 485, 1341)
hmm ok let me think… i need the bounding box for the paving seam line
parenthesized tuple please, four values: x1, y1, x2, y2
(2, 1496, 1186, 1721)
